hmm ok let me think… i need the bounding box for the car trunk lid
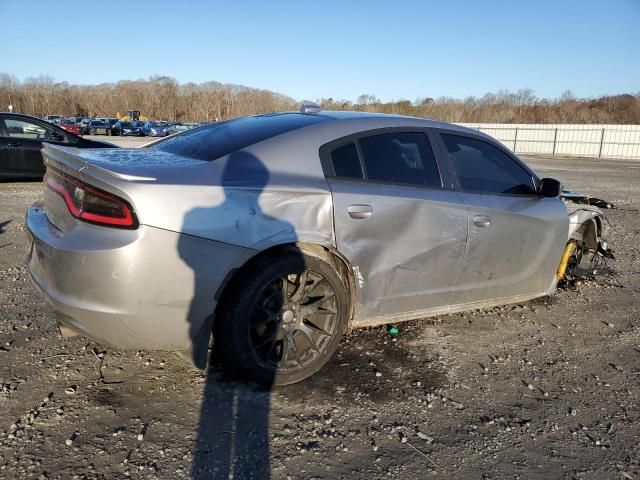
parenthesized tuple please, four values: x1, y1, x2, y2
(41, 144, 211, 233)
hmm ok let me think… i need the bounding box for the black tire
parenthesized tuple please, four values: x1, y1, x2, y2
(219, 251, 348, 386)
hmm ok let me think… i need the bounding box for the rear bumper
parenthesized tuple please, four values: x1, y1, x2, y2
(26, 203, 254, 358)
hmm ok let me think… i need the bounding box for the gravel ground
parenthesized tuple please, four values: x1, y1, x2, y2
(0, 155, 638, 480)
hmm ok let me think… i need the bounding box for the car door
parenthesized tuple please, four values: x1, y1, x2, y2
(433, 130, 569, 306)
(0, 118, 17, 175)
(322, 129, 469, 323)
(0, 115, 69, 176)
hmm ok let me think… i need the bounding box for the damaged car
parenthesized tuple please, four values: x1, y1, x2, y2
(26, 104, 611, 385)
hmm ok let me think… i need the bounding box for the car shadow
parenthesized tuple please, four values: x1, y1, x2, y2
(178, 151, 302, 479)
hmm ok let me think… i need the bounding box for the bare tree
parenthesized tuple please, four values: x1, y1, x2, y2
(1, 74, 638, 124)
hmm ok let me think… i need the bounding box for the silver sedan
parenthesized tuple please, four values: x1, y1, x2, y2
(26, 106, 610, 385)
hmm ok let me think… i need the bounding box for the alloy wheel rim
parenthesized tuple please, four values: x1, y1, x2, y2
(248, 269, 338, 373)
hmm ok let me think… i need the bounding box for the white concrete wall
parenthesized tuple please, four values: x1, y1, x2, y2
(456, 123, 640, 160)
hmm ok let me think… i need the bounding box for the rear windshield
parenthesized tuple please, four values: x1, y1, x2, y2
(148, 113, 330, 161)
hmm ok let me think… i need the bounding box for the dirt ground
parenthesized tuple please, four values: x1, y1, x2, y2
(0, 154, 638, 480)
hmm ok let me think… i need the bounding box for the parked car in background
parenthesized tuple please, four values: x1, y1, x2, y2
(25, 107, 611, 385)
(167, 123, 190, 135)
(114, 121, 145, 136)
(88, 118, 118, 136)
(44, 115, 64, 125)
(60, 119, 82, 135)
(79, 118, 91, 130)
(0, 113, 116, 178)
(141, 121, 170, 137)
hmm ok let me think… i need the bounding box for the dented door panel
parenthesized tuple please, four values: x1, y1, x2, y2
(329, 180, 469, 322)
(454, 193, 569, 304)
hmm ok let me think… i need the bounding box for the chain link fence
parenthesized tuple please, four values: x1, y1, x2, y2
(457, 123, 640, 160)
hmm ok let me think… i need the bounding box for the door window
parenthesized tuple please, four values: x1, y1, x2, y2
(4, 118, 61, 141)
(358, 132, 441, 187)
(330, 142, 363, 179)
(441, 133, 536, 194)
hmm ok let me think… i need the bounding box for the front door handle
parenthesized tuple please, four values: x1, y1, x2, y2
(347, 204, 373, 219)
(473, 215, 491, 227)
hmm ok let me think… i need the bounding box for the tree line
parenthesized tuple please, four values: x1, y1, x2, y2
(1, 73, 639, 124)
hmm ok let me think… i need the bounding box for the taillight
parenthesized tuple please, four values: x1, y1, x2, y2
(44, 169, 138, 229)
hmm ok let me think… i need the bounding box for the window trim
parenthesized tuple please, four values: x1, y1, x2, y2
(432, 128, 541, 197)
(319, 127, 447, 190)
(0, 114, 71, 143)
(0, 116, 8, 137)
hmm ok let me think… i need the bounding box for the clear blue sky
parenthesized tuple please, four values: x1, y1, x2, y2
(1, 0, 638, 102)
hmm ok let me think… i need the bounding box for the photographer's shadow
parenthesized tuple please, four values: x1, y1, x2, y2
(178, 151, 300, 479)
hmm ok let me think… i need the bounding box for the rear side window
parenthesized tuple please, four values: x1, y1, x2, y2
(331, 142, 363, 179)
(149, 113, 330, 161)
(441, 134, 535, 194)
(358, 132, 441, 187)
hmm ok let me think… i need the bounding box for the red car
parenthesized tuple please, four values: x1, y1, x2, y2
(60, 119, 82, 135)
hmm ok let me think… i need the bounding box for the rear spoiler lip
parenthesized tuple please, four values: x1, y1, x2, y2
(42, 143, 88, 177)
(83, 162, 156, 181)
(42, 143, 157, 181)
(41, 144, 142, 217)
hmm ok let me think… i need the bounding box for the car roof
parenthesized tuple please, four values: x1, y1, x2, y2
(266, 110, 494, 142)
(0, 112, 70, 126)
(1, 112, 49, 121)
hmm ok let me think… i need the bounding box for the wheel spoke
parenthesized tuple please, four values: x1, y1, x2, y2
(253, 331, 278, 351)
(304, 312, 334, 337)
(281, 277, 291, 300)
(296, 324, 321, 354)
(304, 290, 335, 308)
(280, 333, 301, 367)
(306, 278, 327, 298)
(291, 334, 303, 366)
(269, 339, 282, 363)
(252, 305, 278, 325)
(291, 271, 308, 302)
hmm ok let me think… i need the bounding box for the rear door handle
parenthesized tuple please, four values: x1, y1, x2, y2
(473, 215, 491, 227)
(347, 204, 373, 219)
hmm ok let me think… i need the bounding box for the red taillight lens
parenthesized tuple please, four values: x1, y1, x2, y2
(44, 169, 138, 229)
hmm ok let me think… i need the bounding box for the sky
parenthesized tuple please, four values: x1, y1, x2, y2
(1, 0, 638, 102)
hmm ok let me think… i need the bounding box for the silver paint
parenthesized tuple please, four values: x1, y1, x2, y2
(26, 112, 606, 364)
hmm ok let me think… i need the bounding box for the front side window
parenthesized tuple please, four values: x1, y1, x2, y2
(4, 118, 59, 140)
(358, 132, 441, 187)
(441, 133, 536, 194)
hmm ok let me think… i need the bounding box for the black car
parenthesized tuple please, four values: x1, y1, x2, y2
(88, 118, 118, 136)
(0, 113, 117, 179)
(113, 121, 145, 136)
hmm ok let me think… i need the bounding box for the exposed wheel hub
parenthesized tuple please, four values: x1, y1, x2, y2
(281, 309, 295, 324)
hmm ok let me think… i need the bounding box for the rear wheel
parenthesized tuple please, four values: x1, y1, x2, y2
(219, 251, 348, 385)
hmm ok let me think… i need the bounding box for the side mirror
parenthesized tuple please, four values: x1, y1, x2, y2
(539, 178, 563, 198)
